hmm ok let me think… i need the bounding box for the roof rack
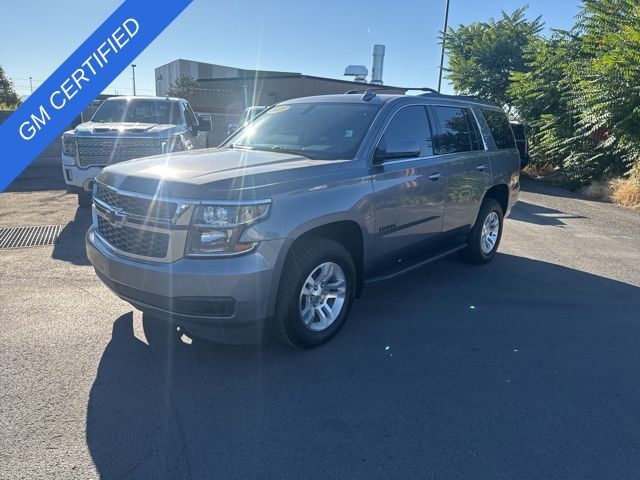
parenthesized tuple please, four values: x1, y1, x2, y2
(406, 87, 496, 106)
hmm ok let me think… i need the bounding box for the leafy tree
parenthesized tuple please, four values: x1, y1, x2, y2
(166, 74, 199, 100)
(0, 66, 21, 108)
(443, 7, 543, 109)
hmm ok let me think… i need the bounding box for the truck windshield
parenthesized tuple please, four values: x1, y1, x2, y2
(91, 99, 182, 124)
(224, 102, 380, 160)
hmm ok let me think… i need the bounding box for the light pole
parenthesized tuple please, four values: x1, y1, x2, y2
(29, 76, 33, 94)
(437, 0, 451, 92)
(131, 64, 137, 96)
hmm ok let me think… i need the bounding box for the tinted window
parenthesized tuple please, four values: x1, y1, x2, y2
(378, 106, 433, 158)
(465, 109, 484, 151)
(432, 106, 473, 155)
(482, 109, 516, 149)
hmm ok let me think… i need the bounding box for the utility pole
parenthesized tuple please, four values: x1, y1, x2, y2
(437, 0, 451, 92)
(131, 64, 137, 96)
(29, 77, 33, 94)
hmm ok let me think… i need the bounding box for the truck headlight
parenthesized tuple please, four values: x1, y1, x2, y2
(62, 134, 77, 157)
(186, 201, 271, 257)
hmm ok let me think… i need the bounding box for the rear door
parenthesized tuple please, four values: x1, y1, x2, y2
(371, 105, 447, 262)
(429, 105, 491, 232)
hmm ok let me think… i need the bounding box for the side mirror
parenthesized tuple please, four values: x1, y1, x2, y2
(197, 114, 212, 132)
(374, 140, 421, 164)
(227, 123, 239, 136)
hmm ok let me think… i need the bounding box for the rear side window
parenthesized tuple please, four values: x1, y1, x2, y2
(432, 106, 475, 155)
(378, 105, 433, 158)
(482, 109, 516, 149)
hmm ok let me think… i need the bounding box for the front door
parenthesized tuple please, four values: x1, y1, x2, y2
(371, 105, 446, 263)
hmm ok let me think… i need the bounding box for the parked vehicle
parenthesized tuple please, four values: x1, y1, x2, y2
(61, 96, 211, 208)
(510, 121, 530, 169)
(86, 90, 520, 349)
(227, 105, 268, 136)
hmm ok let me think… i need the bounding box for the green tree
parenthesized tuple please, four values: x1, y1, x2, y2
(0, 66, 21, 108)
(443, 7, 543, 109)
(165, 74, 199, 100)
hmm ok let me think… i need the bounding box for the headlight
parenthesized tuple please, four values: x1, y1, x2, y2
(62, 134, 77, 157)
(186, 201, 271, 257)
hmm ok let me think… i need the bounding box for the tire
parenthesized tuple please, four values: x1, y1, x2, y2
(460, 198, 504, 264)
(273, 237, 356, 349)
(77, 192, 92, 209)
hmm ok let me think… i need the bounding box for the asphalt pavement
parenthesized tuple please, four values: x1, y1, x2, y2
(1, 178, 639, 480)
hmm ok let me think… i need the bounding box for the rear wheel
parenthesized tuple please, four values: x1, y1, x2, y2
(273, 237, 355, 349)
(460, 198, 504, 264)
(77, 192, 92, 209)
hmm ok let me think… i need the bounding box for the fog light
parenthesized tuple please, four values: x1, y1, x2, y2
(65, 169, 73, 181)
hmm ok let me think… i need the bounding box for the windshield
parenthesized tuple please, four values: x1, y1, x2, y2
(91, 99, 182, 124)
(224, 102, 380, 160)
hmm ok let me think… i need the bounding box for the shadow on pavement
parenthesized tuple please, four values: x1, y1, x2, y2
(86, 253, 640, 480)
(52, 207, 92, 265)
(509, 201, 587, 227)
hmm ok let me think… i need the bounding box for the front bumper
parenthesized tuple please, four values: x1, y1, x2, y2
(86, 227, 286, 344)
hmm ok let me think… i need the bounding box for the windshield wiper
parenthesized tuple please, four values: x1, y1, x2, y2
(262, 146, 317, 160)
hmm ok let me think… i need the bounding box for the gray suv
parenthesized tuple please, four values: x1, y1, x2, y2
(86, 90, 520, 348)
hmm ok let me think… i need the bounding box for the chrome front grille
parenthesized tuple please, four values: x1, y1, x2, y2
(92, 182, 193, 262)
(77, 137, 163, 167)
(97, 217, 169, 258)
(94, 183, 178, 220)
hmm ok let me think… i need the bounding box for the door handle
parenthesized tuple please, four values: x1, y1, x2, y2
(476, 164, 489, 172)
(428, 172, 443, 181)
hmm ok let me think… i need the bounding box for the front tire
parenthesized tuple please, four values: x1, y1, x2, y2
(273, 237, 355, 349)
(460, 198, 504, 264)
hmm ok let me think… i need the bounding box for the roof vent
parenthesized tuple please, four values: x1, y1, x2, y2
(344, 65, 368, 83)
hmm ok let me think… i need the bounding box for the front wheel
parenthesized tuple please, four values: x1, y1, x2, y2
(460, 198, 504, 264)
(273, 237, 355, 349)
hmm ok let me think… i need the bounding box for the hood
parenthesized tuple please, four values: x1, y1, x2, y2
(97, 147, 346, 200)
(73, 122, 179, 136)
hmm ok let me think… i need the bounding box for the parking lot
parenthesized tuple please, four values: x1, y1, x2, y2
(1, 178, 639, 479)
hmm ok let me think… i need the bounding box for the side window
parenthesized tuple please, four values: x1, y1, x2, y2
(481, 109, 516, 149)
(465, 109, 484, 151)
(183, 102, 198, 128)
(432, 106, 473, 155)
(378, 106, 433, 159)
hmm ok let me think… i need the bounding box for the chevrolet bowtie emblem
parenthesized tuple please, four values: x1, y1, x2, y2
(105, 206, 127, 228)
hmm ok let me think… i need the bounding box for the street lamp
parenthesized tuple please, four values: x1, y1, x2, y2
(131, 64, 137, 96)
(437, 0, 451, 92)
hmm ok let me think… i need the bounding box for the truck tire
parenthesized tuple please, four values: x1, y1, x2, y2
(273, 237, 355, 349)
(460, 198, 504, 264)
(77, 192, 92, 209)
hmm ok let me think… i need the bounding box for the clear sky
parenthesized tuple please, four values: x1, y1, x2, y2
(2, 0, 581, 98)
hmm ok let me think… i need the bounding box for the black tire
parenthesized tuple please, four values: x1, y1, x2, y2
(460, 198, 504, 264)
(273, 237, 356, 349)
(77, 192, 92, 209)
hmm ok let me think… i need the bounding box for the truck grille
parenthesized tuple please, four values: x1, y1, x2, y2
(94, 183, 178, 220)
(77, 137, 162, 167)
(97, 217, 169, 259)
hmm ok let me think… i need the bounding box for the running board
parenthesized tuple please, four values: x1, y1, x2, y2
(365, 243, 467, 285)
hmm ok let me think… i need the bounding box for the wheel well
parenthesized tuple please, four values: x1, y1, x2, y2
(485, 184, 509, 214)
(296, 221, 365, 297)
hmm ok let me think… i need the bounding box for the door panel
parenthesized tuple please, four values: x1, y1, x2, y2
(429, 105, 490, 232)
(371, 105, 445, 263)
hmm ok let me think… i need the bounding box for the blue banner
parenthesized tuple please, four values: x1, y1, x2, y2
(0, 0, 193, 191)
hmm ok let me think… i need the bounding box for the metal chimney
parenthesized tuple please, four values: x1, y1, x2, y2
(371, 44, 385, 85)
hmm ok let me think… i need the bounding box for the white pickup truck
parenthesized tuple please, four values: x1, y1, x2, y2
(61, 96, 211, 207)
